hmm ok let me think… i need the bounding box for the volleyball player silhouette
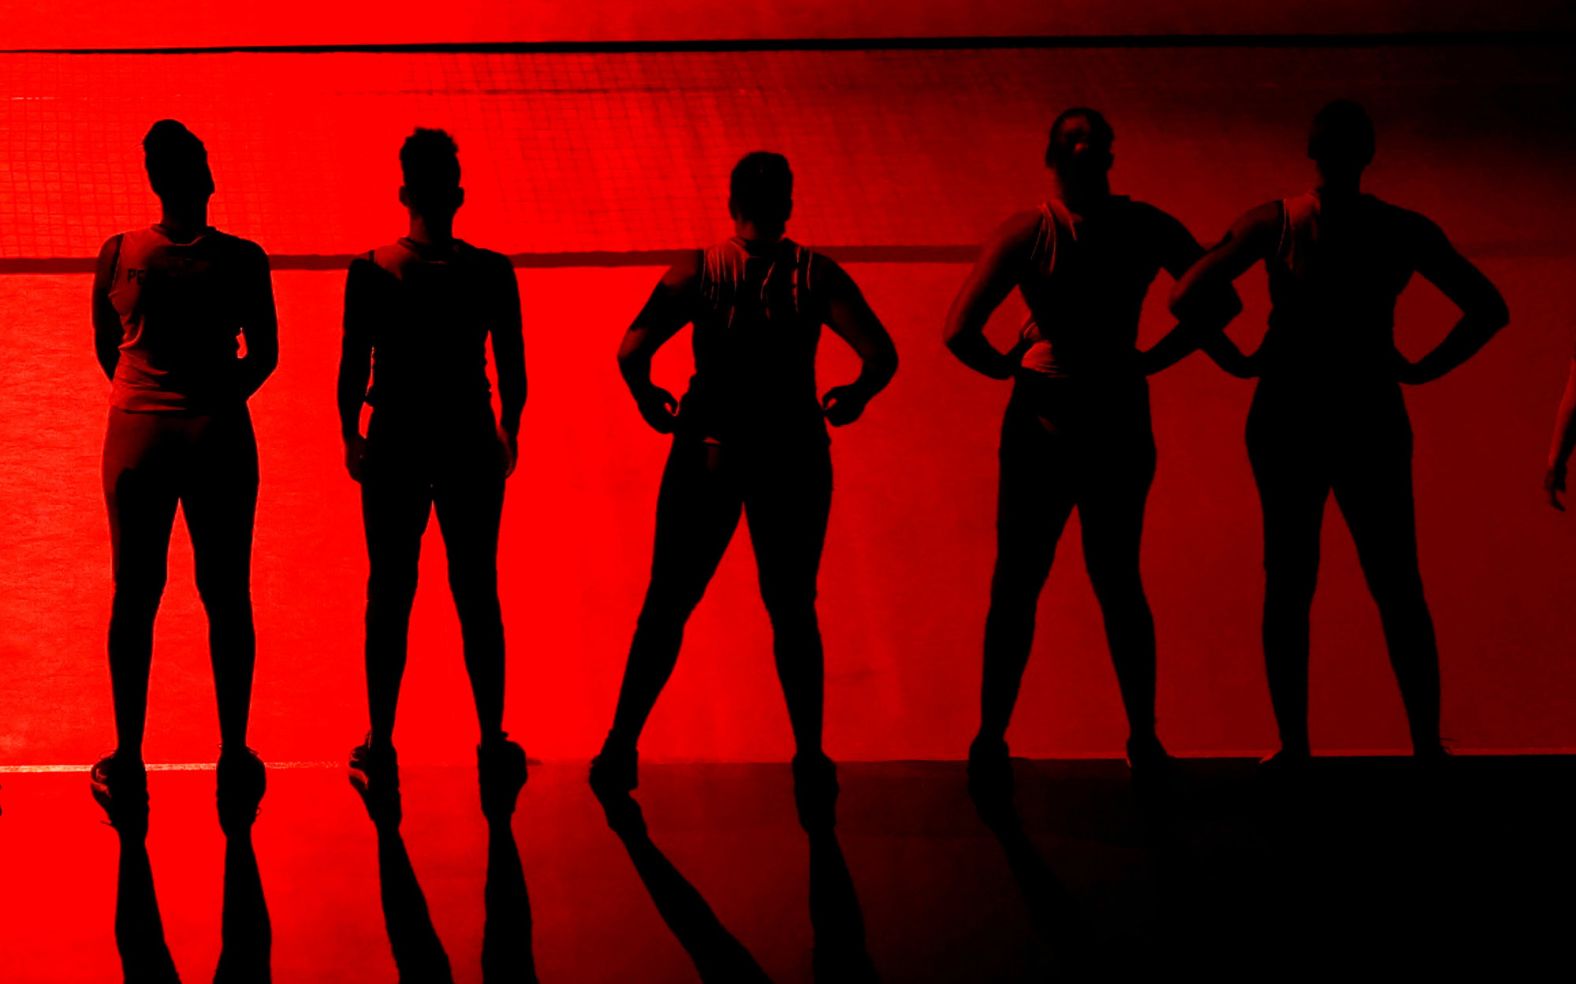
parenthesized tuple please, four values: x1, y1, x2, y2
(946, 108, 1239, 793)
(1546, 354, 1576, 510)
(1171, 100, 1510, 769)
(589, 152, 898, 827)
(338, 129, 528, 817)
(90, 120, 278, 831)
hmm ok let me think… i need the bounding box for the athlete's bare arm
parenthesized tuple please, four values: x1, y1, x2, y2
(617, 251, 701, 434)
(91, 235, 122, 381)
(337, 258, 377, 480)
(1544, 357, 1576, 511)
(237, 243, 280, 400)
(1170, 203, 1282, 379)
(818, 257, 898, 426)
(943, 211, 1041, 380)
(489, 255, 527, 476)
(1138, 210, 1243, 376)
(1396, 215, 1510, 385)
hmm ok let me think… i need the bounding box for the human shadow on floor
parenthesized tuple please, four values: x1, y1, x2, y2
(594, 787, 771, 983)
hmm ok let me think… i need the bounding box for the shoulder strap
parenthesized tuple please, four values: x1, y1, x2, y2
(1027, 202, 1061, 275)
(1278, 193, 1319, 273)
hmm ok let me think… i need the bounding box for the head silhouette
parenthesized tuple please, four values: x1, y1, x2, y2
(1308, 99, 1375, 184)
(399, 128, 464, 219)
(143, 120, 214, 209)
(729, 151, 793, 236)
(1044, 107, 1114, 188)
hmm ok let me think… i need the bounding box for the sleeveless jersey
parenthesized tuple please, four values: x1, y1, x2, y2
(681, 236, 829, 444)
(345, 237, 517, 423)
(1259, 191, 1422, 382)
(106, 226, 268, 412)
(1015, 197, 1181, 380)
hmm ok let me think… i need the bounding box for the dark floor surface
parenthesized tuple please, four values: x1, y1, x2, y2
(1, 757, 1572, 981)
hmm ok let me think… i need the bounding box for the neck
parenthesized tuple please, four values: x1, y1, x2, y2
(408, 212, 454, 245)
(733, 220, 784, 244)
(1053, 174, 1110, 212)
(157, 204, 207, 240)
(1317, 172, 1362, 203)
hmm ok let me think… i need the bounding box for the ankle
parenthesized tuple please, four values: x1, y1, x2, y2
(479, 729, 510, 749)
(601, 731, 637, 756)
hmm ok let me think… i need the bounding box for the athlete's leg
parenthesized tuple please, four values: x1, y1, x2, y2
(182, 409, 261, 752)
(432, 442, 508, 743)
(1332, 418, 1442, 755)
(360, 433, 434, 749)
(1076, 430, 1160, 752)
(104, 409, 181, 760)
(743, 441, 834, 761)
(977, 409, 1076, 750)
(605, 439, 743, 751)
(1248, 406, 1330, 759)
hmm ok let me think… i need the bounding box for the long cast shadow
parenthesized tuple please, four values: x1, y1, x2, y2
(482, 814, 537, 983)
(969, 785, 1093, 977)
(807, 828, 878, 983)
(113, 828, 181, 983)
(215, 829, 272, 983)
(594, 788, 771, 983)
(356, 787, 455, 983)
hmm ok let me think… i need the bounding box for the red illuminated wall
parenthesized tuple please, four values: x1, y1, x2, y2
(1, 10, 1573, 767)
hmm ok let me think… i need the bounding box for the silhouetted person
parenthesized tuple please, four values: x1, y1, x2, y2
(113, 826, 180, 983)
(215, 828, 272, 984)
(1546, 354, 1576, 510)
(590, 152, 898, 827)
(338, 129, 528, 817)
(91, 120, 277, 831)
(593, 788, 771, 983)
(351, 771, 455, 983)
(807, 828, 878, 982)
(945, 108, 1240, 793)
(1170, 100, 1510, 769)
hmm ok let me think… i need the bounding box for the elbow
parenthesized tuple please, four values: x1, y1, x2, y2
(1484, 294, 1510, 333)
(941, 320, 970, 358)
(874, 348, 899, 386)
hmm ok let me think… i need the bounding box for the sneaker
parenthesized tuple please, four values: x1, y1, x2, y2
(478, 733, 528, 820)
(217, 746, 267, 833)
(1125, 734, 1175, 777)
(793, 752, 840, 831)
(967, 735, 1013, 798)
(589, 740, 638, 795)
(349, 734, 401, 825)
(1256, 747, 1312, 785)
(90, 752, 149, 832)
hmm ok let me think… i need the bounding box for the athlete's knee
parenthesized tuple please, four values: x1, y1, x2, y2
(111, 569, 167, 617)
(1372, 569, 1432, 626)
(453, 587, 504, 636)
(763, 590, 818, 636)
(759, 569, 816, 620)
(447, 560, 498, 601)
(641, 572, 711, 623)
(367, 564, 420, 610)
(1264, 552, 1319, 609)
(1085, 553, 1146, 607)
(194, 567, 250, 613)
(988, 558, 1048, 615)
